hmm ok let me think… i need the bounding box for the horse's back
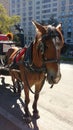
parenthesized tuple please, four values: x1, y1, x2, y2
(5, 46, 20, 64)
(7, 46, 20, 56)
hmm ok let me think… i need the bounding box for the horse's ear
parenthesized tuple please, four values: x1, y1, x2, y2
(56, 23, 62, 31)
(32, 20, 45, 33)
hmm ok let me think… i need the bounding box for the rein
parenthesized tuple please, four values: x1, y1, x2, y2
(24, 70, 46, 94)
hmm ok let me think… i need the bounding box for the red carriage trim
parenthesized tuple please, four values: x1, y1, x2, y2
(0, 34, 8, 41)
(16, 47, 27, 62)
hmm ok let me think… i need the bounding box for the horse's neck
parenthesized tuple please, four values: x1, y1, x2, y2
(33, 44, 43, 67)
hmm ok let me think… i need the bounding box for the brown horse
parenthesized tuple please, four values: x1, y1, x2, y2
(3, 21, 64, 121)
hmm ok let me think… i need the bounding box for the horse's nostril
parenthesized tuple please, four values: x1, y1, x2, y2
(51, 75, 54, 80)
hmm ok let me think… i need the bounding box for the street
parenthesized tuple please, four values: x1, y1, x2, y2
(0, 63, 73, 130)
(36, 63, 73, 130)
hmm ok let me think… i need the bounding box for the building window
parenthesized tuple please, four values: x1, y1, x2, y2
(36, 1, 40, 4)
(28, 6, 32, 10)
(61, 6, 65, 11)
(36, 6, 40, 10)
(36, 16, 40, 20)
(42, 9, 51, 13)
(53, 3, 57, 6)
(69, 0, 73, 4)
(61, 0, 66, 5)
(12, 0, 15, 3)
(52, 8, 57, 12)
(12, 9, 15, 14)
(28, 1, 32, 5)
(17, 0, 20, 2)
(69, 5, 73, 11)
(67, 28, 72, 38)
(42, 4, 51, 8)
(42, 0, 51, 3)
(28, 11, 32, 15)
(17, 4, 20, 8)
(28, 17, 32, 21)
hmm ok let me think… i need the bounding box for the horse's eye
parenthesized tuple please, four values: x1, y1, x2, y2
(45, 44, 48, 49)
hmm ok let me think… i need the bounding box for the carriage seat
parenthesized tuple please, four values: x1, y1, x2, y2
(9, 42, 33, 69)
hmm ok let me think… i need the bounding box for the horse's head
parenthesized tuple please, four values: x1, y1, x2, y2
(32, 21, 64, 85)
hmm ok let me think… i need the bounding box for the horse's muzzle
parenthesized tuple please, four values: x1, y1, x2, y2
(46, 71, 61, 84)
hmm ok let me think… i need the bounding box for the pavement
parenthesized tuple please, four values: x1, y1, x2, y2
(0, 63, 73, 130)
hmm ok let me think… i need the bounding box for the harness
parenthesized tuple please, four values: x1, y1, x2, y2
(8, 26, 61, 94)
(23, 27, 61, 93)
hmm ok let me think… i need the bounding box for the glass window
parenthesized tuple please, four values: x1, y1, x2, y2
(61, 6, 65, 11)
(17, 4, 20, 8)
(28, 11, 32, 15)
(17, 0, 20, 2)
(36, 11, 40, 14)
(12, 0, 15, 3)
(42, 4, 51, 8)
(42, 0, 51, 3)
(28, 17, 32, 21)
(36, 16, 40, 20)
(69, 0, 73, 4)
(36, 1, 40, 4)
(67, 31, 71, 38)
(53, 3, 57, 6)
(52, 8, 57, 12)
(12, 9, 15, 14)
(42, 9, 51, 13)
(28, 1, 32, 5)
(28, 6, 32, 10)
(23, 18, 26, 21)
(36, 6, 40, 10)
(61, 0, 66, 5)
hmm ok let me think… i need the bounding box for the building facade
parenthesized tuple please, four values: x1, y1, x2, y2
(9, 0, 73, 45)
(59, 0, 73, 44)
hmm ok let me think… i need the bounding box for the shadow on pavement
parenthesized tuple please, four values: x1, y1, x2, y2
(0, 76, 40, 130)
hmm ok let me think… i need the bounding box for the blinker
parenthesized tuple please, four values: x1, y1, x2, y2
(38, 42, 45, 55)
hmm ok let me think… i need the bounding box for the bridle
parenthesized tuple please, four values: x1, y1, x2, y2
(38, 41, 60, 64)
(37, 27, 61, 65)
(25, 26, 61, 73)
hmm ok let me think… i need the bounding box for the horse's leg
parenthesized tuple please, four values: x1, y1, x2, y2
(16, 80, 21, 94)
(32, 82, 43, 119)
(20, 67, 31, 122)
(23, 84, 31, 122)
(11, 74, 17, 93)
(32, 92, 40, 119)
(32, 79, 45, 119)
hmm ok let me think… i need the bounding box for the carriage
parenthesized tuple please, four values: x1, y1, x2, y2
(0, 33, 16, 77)
(0, 33, 16, 60)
